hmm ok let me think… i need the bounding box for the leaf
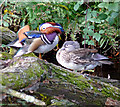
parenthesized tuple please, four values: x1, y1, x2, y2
(3, 21, 9, 27)
(88, 40, 94, 46)
(74, 3, 80, 11)
(83, 34, 89, 40)
(98, 13, 107, 20)
(93, 33, 101, 42)
(20, 20, 25, 27)
(100, 38, 106, 48)
(58, 4, 69, 10)
(95, 19, 101, 23)
(88, 29, 94, 36)
(3, 14, 8, 20)
(83, 28, 88, 35)
(89, 25, 94, 30)
(6, 16, 13, 24)
(0, 20, 1, 25)
(31, 20, 38, 30)
(108, 3, 119, 12)
(74, 1, 83, 11)
(111, 12, 118, 18)
(87, 9, 92, 20)
(98, 3, 106, 8)
(91, 11, 97, 17)
(5, 0, 7, 6)
(10, 14, 19, 18)
(45, 11, 50, 14)
(99, 30, 104, 34)
(89, 18, 95, 22)
(108, 17, 114, 25)
(82, 40, 88, 45)
(70, 33, 76, 41)
(87, 12, 92, 20)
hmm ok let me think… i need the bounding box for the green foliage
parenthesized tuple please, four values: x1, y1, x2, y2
(1, 1, 119, 53)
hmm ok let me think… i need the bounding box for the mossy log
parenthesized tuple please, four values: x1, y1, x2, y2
(0, 52, 120, 106)
(0, 27, 17, 45)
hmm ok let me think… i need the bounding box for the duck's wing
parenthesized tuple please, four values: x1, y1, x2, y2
(24, 31, 44, 39)
(70, 48, 98, 58)
(69, 48, 112, 65)
(18, 25, 30, 43)
(7, 25, 30, 48)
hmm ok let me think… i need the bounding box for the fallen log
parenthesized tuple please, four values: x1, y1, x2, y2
(0, 52, 120, 106)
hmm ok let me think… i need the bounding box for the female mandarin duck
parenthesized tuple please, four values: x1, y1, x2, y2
(56, 41, 112, 72)
(8, 22, 64, 58)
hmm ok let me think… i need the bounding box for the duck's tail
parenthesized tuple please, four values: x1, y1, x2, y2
(13, 46, 29, 57)
(98, 60, 113, 65)
(93, 53, 113, 65)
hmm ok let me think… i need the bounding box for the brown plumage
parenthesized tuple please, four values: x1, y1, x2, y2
(56, 41, 113, 71)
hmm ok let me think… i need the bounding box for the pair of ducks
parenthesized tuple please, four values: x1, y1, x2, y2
(8, 22, 112, 72)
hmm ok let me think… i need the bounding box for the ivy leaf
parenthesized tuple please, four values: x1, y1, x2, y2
(98, 13, 107, 20)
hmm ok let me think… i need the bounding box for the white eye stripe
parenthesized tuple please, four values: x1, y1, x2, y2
(40, 23, 53, 31)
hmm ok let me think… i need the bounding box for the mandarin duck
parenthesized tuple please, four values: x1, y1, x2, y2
(8, 22, 64, 58)
(56, 41, 112, 72)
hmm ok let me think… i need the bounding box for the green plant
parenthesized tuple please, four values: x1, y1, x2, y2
(1, 1, 119, 55)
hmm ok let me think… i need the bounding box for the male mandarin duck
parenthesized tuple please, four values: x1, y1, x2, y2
(8, 22, 64, 58)
(56, 41, 112, 72)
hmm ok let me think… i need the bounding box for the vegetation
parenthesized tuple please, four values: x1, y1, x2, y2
(0, 1, 120, 106)
(0, 1, 119, 56)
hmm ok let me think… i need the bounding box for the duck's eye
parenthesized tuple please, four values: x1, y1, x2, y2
(42, 27, 46, 30)
(65, 44, 69, 47)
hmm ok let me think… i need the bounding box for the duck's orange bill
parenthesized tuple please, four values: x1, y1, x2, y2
(18, 25, 30, 42)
